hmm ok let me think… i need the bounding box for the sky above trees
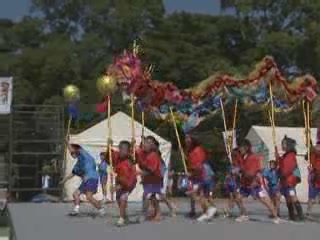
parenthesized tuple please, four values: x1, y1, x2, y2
(0, 0, 221, 20)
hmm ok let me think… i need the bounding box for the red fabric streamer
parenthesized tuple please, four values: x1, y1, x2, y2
(96, 96, 111, 113)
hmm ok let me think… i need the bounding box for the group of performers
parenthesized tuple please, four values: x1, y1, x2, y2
(223, 135, 320, 223)
(61, 135, 176, 226)
(60, 132, 320, 226)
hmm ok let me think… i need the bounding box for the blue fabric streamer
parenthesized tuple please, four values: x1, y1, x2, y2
(274, 98, 289, 109)
(67, 103, 79, 120)
(182, 112, 200, 133)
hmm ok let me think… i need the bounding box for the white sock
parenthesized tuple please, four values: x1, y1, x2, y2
(74, 205, 80, 210)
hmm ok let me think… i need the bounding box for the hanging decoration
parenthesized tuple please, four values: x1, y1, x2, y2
(103, 47, 317, 133)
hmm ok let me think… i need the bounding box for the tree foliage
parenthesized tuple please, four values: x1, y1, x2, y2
(0, 0, 319, 132)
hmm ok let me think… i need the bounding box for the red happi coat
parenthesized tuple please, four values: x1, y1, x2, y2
(115, 158, 137, 191)
(139, 151, 162, 184)
(135, 146, 146, 167)
(310, 151, 320, 188)
(239, 152, 263, 187)
(277, 151, 299, 187)
(187, 146, 207, 181)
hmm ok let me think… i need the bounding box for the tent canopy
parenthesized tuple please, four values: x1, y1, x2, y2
(246, 126, 317, 156)
(71, 111, 170, 147)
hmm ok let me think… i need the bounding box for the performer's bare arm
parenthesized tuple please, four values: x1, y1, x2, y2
(60, 173, 74, 185)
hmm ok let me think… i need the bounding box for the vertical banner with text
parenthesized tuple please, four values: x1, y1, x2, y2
(0, 77, 13, 114)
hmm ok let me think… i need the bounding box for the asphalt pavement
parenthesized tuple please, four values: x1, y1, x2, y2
(8, 199, 320, 240)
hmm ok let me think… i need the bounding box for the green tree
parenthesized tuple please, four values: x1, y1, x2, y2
(0, 0, 318, 135)
(143, 13, 257, 88)
(220, 0, 320, 77)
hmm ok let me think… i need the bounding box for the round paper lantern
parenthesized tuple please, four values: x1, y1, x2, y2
(96, 74, 117, 96)
(63, 84, 80, 102)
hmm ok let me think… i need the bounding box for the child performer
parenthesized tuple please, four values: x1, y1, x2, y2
(135, 137, 150, 221)
(61, 143, 105, 216)
(306, 141, 320, 219)
(262, 160, 281, 217)
(202, 160, 217, 209)
(98, 145, 119, 203)
(223, 148, 241, 217)
(154, 139, 177, 217)
(113, 141, 137, 226)
(98, 152, 110, 203)
(137, 136, 163, 222)
(185, 135, 216, 222)
(276, 136, 303, 221)
(236, 139, 279, 223)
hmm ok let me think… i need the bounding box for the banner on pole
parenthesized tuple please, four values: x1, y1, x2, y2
(222, 130, 237, 160)
(0, 77, 13, 114)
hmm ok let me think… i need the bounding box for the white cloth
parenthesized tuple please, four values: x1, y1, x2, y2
(42, 175, 50, 189)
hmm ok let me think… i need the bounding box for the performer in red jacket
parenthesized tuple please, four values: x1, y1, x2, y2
(306, 141, 320, 219)
(137, 135, 163, 222)
(185, 135, 217, 222)
(276, 136, 303, 221)
(236, 139, 279, 223)
(114, 141, 137, 226)
(135, 137, 149, 221)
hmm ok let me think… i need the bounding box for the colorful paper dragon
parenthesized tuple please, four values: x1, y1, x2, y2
(106, 50, 318, 132)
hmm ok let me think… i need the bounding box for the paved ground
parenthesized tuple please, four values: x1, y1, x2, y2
(8, 199, 320, 240)
(0, 227, 8, 240)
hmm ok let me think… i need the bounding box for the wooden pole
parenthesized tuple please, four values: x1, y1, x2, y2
(107, 96, 114, 201)
(64, 114, 72, 156)
(302, 100, 308, 146)
(107, 97, 113, 168)
(131, 95, 136, 162)
(63, 114, 72, 176)
(307, 101, 311, 166)
(220, 98, 232, 163)
(230, 99, 238, 150)
(269, 83, 276, 148)
(169, 107, 188, 174)
(141, 111, 145, 138)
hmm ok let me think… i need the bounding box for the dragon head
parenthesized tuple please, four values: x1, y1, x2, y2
(107, 51, 149, 95)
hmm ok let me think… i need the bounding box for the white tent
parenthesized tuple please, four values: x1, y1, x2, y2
(64, 111, 172, 202)
(246, 126, 317, 202)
